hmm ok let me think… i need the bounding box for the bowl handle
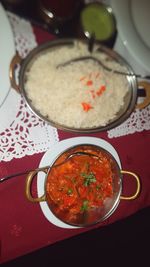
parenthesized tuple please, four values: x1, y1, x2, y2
(25, 168, 48, 203)
(120, 170, 141, 200)
(9, 52, 22, 93)
(136, 81, 150, 109)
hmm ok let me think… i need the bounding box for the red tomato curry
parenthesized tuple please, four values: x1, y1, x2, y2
(46, 145, 114, 224)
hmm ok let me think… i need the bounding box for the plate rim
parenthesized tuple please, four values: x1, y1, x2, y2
(111, 0, 150, 71)
(0, 3, 15, 107)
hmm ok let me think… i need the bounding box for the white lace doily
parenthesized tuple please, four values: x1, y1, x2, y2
(0, 12, 59, 162)
(0, 12, 150, 161)
(107, 105, 150, 138)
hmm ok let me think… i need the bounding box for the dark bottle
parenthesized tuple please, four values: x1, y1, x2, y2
(38, 0, 84, 37)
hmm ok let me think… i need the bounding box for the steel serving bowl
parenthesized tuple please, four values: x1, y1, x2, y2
(25, 144, 140, 227)
(10, 38, 150, 133)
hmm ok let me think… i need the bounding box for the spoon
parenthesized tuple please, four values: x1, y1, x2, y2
(0, 151, 99, 183)
(88, 33, 95, 53)
(57, 55, 150, 80)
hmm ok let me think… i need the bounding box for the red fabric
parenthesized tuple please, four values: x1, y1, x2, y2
(0, 24, 150, 264)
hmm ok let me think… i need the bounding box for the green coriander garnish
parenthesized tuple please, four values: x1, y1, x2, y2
(81, 172, 96, 186)
(67, 188, 73, 195)
(72, 177, 76, 184)
(81, 200, 89, 211)
(96, 185, 101, 190)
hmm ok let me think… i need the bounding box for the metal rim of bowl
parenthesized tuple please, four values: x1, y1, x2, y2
(19, 38, 138, 133)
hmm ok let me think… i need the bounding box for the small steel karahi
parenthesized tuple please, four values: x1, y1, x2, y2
(25, 144, 140, 227)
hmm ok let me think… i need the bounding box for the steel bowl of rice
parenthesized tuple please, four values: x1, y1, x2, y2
(9, 38, 149, 133)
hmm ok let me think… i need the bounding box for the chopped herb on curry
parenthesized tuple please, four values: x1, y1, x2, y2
(81, 172, 96, 186)
(81, 200, 89, 211)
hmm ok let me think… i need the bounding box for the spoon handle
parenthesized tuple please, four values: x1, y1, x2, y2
(0, 151, 100, 183)
(136, 75, 150, 80)
(0, 165, 49, 183)
(57, 55, 150, 80)
(88, 33, 95, 53)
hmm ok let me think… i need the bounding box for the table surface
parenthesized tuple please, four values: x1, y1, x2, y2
(0, 1, 150, 264)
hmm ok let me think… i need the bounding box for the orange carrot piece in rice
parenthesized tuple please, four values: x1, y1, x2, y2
(96, 85, 106, 96)
(80, 76, 86, 81)
(81, 102, 93, 112)
(86, 80, 93, 86)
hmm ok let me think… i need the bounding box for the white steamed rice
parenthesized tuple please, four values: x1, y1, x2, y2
(24, 41, 129, 129)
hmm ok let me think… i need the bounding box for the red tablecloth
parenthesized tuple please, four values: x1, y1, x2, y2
(0, 20, 150, 264)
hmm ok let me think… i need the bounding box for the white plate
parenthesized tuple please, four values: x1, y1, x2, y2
(111, 0, 150, 74)
(0, 3, 15, 107)
(37, 137, 121, 229)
